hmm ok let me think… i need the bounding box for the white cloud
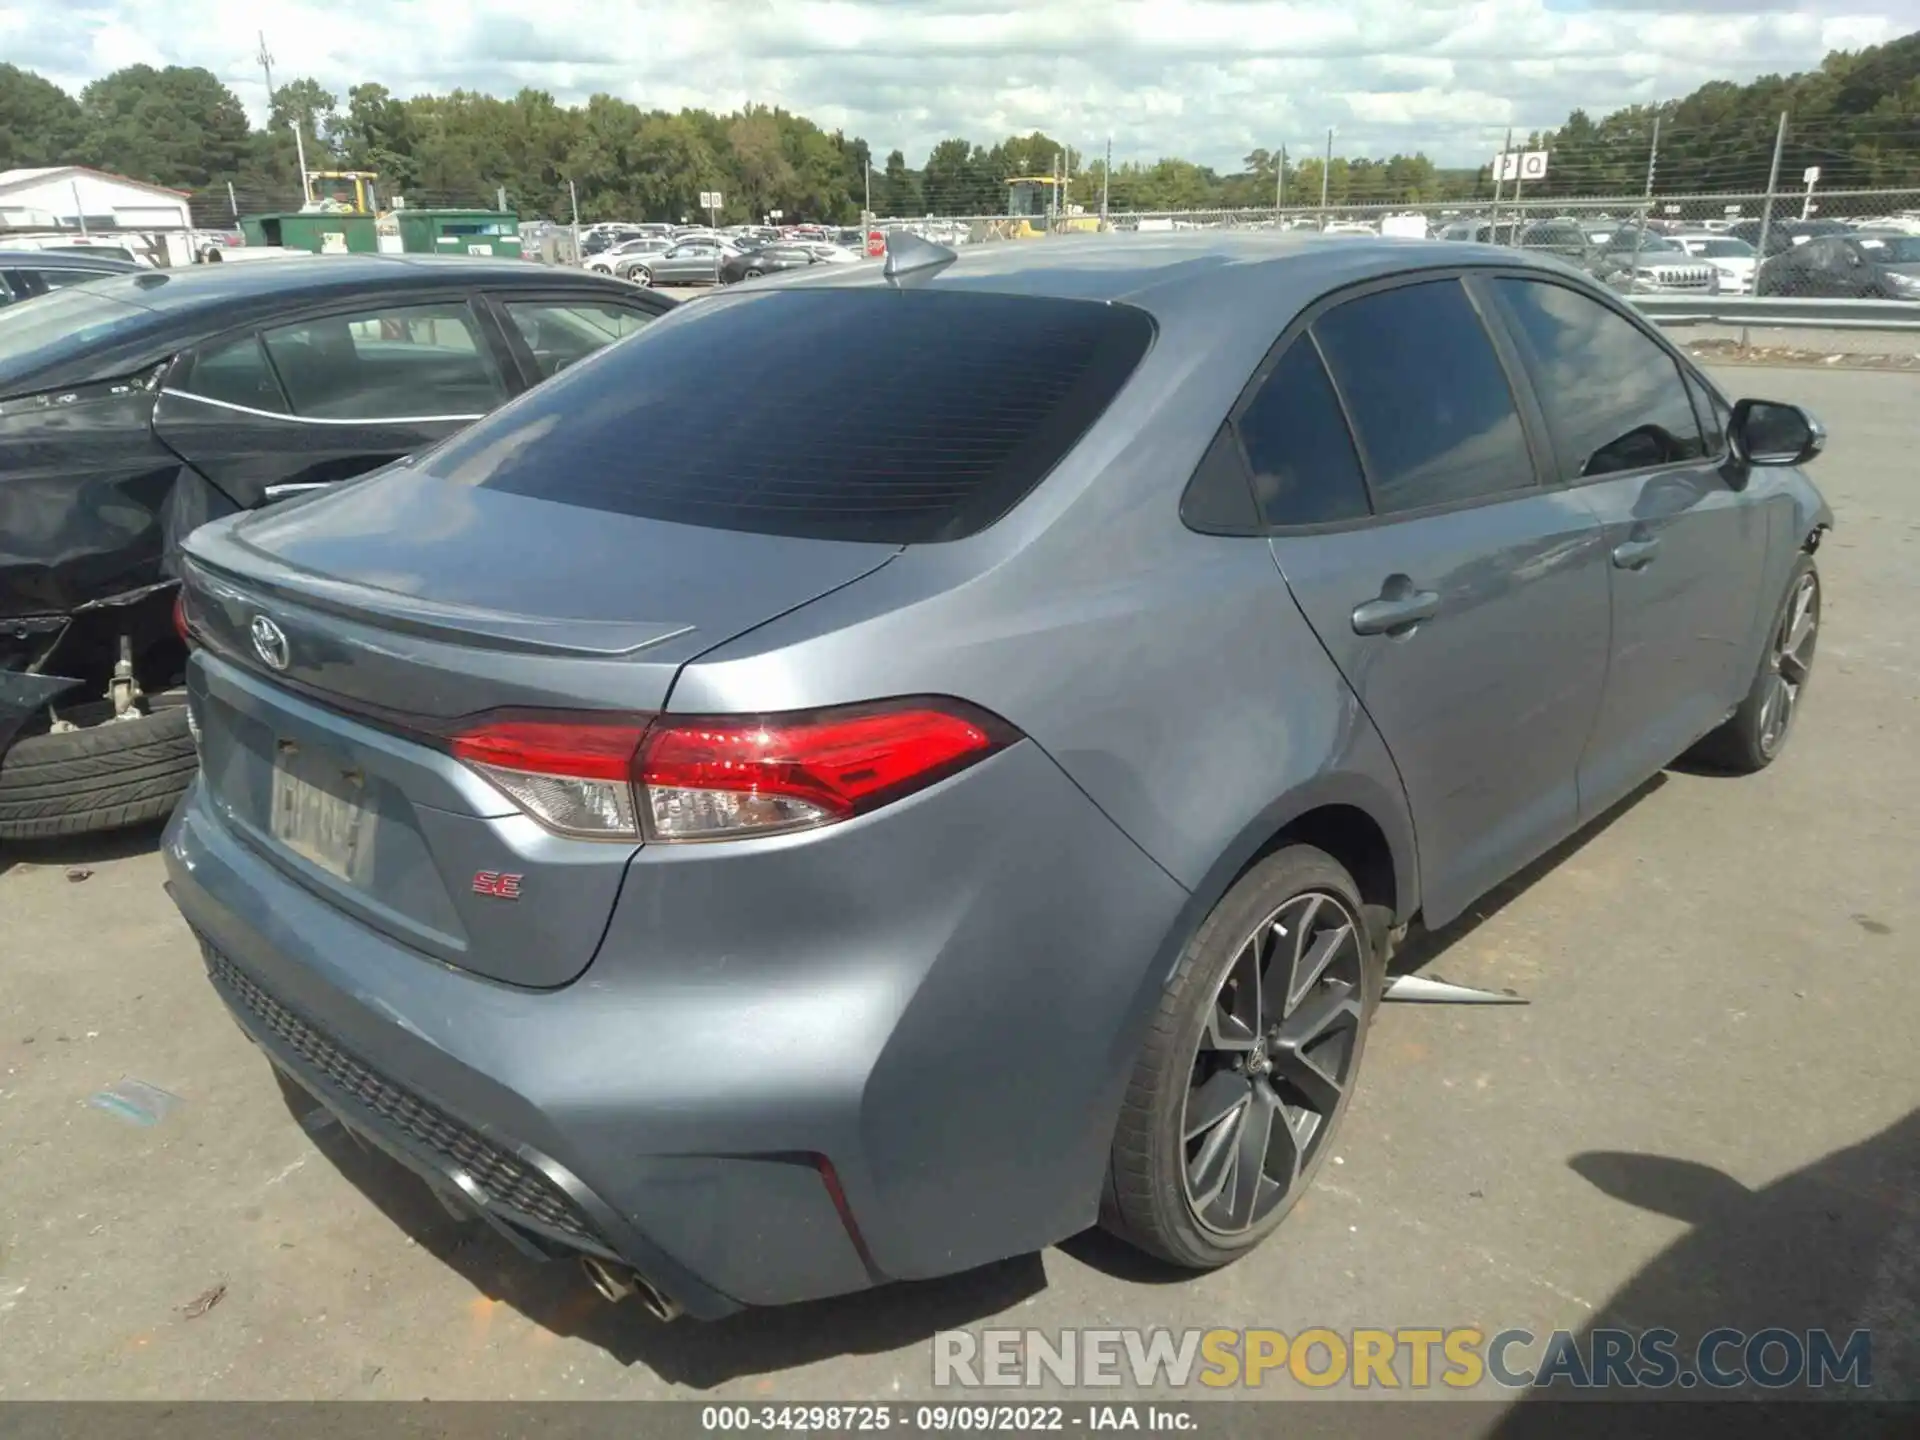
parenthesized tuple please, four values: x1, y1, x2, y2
(9, 0, 1906, 168)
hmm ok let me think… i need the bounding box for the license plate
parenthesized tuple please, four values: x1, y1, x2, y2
(270, 740, 375, 882)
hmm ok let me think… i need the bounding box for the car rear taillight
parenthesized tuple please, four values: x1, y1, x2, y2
(451, 718, 650, 839)
(448, 700, 1013, 843)
(639, 702, 1010, 840)
(173, 590, 192, 646)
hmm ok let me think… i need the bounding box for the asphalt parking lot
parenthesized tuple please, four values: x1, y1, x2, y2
(1, 365, 1914, 1407)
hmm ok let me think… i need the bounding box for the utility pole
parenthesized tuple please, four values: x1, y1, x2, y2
(1279, 145, 1287, 214)
(1101, 136, 1111, 229)
(1321, 128, 1333, 216)
(568, 179, 581, 266)
(1490, 127, 1512, 241)
(864, 152, 871, 217)
(1630, 117, 1660, 281)
(256, 31, 309, 208)
(1755, 110, 1789, 282)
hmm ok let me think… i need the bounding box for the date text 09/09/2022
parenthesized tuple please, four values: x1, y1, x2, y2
(701, 1405, 1188, 1432)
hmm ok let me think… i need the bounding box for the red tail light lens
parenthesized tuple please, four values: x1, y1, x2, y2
(448, 700, 1012, 844)
(638, 702, 1010, 841)
(172, 590, 192, 646)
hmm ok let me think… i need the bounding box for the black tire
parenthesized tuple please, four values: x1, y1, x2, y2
(1689, 553, 1820, 774)
(1104, 844, 1382, 1268)
(744, 267, 764, 279)
(0, 697, 195, 840)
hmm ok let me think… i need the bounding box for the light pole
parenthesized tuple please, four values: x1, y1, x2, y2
(256, 31, 309, 207)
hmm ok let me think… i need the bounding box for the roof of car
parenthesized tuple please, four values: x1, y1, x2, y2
(0, 248, 142, 272)
(85, 254, 614, 313)
(761, 231, 1578, 314)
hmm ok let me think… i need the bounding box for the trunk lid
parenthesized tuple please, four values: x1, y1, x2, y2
(181, 467, 898, 988)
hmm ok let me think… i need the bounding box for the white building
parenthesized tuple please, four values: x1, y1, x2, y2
(0, 166, 192, 232)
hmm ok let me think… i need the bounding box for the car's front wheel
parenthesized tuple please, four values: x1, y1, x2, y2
(1104, 844, 1381, 1267)
(629, 266, 652, 287)
(1691, 552, 1821, 773)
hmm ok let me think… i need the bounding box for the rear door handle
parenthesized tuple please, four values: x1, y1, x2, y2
(1352, 588, 1441, 636)
(1612, 537, 1661, 570)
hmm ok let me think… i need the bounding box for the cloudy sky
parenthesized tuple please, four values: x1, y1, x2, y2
(1, 0, 1908, 168)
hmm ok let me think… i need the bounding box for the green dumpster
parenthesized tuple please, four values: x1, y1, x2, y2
(395, 210, 523, 259)
(238, 212, 379, 254)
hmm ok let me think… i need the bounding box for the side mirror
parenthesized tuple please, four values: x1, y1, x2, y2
(1729, 399, 1825, 468)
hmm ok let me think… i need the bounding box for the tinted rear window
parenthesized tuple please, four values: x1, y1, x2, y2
(428, 288, 1155, 543)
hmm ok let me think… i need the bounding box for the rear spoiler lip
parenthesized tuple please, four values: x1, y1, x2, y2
(179, 550, 696, 660)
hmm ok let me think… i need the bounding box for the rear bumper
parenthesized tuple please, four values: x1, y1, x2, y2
(164, 737, 1189, 1314)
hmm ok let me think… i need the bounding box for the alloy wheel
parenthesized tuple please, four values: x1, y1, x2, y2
(1759, 569, 1820, 757)
(1181, 890, 1366, 1235)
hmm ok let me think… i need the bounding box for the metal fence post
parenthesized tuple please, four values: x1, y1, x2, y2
(1630, 117, 1660, 284)
(1489, 128, 1512, 242)
(1754, 111, 1789, 299)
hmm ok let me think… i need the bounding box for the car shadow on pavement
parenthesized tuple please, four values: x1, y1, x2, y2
(1486, 1108, 1920, 1431)
(274, 1078, 1047, 1386)
(0, 817, 167, 879)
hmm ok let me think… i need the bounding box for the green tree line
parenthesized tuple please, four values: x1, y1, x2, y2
(0, 31, 1912, 225)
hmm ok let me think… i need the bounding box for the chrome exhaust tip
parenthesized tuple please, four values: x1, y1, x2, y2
(579, 1255, 684, 1321)
(580, 1254, 635, 1303)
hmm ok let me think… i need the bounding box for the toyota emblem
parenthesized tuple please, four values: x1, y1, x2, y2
(250, 615, 290, 671)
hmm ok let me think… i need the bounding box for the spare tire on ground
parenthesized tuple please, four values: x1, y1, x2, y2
(0, 692, 194, 840)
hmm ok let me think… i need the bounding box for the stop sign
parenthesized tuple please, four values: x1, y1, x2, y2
(865, 228, 886, 259)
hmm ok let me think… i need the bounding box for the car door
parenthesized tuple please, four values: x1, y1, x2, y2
(1257, 276, 1612, 928)
(1480, 274, 1771, 820)
(484, 290, 670, 384)
(152, 296, 515, 507)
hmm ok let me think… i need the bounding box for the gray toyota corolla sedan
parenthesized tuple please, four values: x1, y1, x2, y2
(164, 232, 1831, 1321)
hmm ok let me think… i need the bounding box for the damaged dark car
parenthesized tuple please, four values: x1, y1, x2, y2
(0, 256, 672, 839)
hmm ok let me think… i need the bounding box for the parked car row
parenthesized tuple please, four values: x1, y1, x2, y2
(1424, 211, 1920, 300)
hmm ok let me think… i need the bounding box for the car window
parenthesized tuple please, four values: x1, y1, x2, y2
(1491, 278, 1706, 480)
(1236, 337, 1370, 526)
(502, 300, 654, 380)
(1857, 235, 1920, 263)
(428, 288, 1155, 544)
(1309, 279, 1535, 515)
(175, 334, 289, 413)
(39, 268, 104, 291)
(261, 302, 506, 421)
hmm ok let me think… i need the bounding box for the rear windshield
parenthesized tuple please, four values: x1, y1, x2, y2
(428, 288, 1155, 543)
(0, 284, 155, 392)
